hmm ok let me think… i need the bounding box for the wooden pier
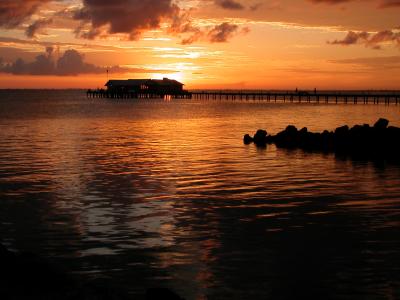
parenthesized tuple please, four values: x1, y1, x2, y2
(87, 89, 400, 105)
(190, 91, 400, 105)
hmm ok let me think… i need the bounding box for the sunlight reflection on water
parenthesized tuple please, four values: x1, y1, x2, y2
(1, 90, 400, 299)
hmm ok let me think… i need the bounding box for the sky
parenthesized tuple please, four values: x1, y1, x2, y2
(0, 0, 399, 89)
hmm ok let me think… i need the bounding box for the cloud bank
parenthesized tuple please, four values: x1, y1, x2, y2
(1, 0, 397, 47)
(74, 0, 179, 39)
(0, 0, 248, 44)
(329, 30, 400, 49)
(0, 47, 151, 76)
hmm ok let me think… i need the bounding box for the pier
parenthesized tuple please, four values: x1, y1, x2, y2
(87, 89, 400, 105)
(190, 91, 400, 105)
(87, 78, 193, 100)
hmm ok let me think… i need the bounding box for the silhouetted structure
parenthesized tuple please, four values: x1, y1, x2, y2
(106, 78, 184, 94)
(87, 78, 191, 99)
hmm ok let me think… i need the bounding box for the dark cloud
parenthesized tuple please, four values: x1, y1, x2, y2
(0, 0, 51, 28)
(214, 0, 245, 10)
(208, 22, 240, 43)
(26, 18, 53, 38)
(328, 30, 400, 49)
(0, 47, 162, 76)
(328, 31, 370, 45)
(74, 0, 179, 39)
(367, 30, 400, 48)
(168, 10, 248, 44)
(179, 22, 248, 44)
(180, 31, 204, 45)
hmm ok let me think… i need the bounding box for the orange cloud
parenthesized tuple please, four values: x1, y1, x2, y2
(0, 47, 173, 76)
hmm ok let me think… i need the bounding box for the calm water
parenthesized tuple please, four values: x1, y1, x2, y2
(1, 90, 400, 299)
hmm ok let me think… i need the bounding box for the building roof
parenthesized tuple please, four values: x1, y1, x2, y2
(152, 78, 184, 86)
(105, 78, 183, 87)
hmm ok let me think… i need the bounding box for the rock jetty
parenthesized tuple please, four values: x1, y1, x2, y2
(244, 118, 400, 161)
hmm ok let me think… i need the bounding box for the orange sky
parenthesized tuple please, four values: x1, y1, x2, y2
(0, 0, 399, 89)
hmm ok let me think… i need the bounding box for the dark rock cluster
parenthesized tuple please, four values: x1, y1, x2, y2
(244, 118, 400, 161)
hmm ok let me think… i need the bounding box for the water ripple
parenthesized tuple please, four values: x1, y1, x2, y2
(1, 91, 400, 299)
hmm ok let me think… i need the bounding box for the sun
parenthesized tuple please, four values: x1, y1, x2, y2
(151, 72, 185, 83)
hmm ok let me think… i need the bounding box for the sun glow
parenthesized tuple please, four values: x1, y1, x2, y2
(151, 72, 185, 83)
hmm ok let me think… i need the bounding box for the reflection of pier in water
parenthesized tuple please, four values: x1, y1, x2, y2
(87, 90, 400, 105)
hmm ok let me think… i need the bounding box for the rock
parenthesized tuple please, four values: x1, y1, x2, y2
(243, 134, 253, 145)
(320, 130, 334, 151)
(333, 125, 350, 151)
(374, 118, 389, 130)
(322, 130, 330, 135)
(253, 129, 268, 146)
(334, 125, 349, 136)
(387, 126, 400, 135)
(265, 135, 275, 144)
(275, 125, 299, 148)
(299, 127, 308, 135)
(350, 124, 363, 133)
(384, 126, 400, 158)
(285, 125, 298, 135)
